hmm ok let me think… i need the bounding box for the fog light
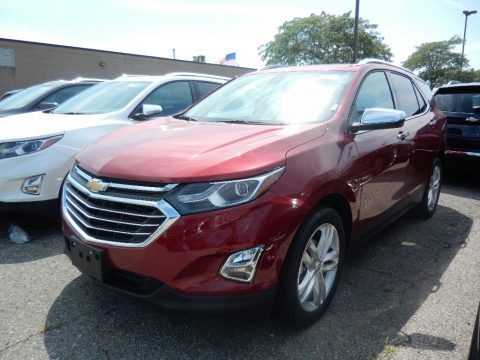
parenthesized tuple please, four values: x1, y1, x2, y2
(21, 174, 45, 195)
(219, 245, 264, 283)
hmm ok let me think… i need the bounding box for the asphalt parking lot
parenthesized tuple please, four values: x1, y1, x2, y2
(1, 172, 479, 360)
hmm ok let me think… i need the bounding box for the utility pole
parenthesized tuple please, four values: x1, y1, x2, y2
(353, 0, 360, 63)
(172, 48, 176, 60)
(461, 10, 477, 70)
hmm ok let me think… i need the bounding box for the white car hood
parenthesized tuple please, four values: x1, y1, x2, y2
(0, 111, 123, 141)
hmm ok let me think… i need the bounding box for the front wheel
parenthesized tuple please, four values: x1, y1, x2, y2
(415, 158, 442, 219)
(278, 207, 345, 327)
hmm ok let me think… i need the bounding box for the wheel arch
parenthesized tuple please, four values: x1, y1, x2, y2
(315, 193, 352, 250)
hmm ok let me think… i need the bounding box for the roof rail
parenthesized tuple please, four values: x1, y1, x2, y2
(165, 72, 230, 80)
(115, 74, 150, 79)
(70, 76, 106, 83)
(357, 58, 419, 78)
(259, 64, 290, 71)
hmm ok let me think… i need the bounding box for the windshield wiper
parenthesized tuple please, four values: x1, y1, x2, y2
(60, 112, 89, 115)
(221, 119, 279, 125)
(174, 114, 197, 121)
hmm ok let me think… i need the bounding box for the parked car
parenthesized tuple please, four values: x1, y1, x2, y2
(62, 60, 445, 327)
(0, 73, 228, 213)
(0, 88, 22, 101)
(434, 82, 480, 169)
(0, 78, 103, 117)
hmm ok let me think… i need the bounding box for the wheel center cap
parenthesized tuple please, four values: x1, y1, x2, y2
(315, 260, 323, 272)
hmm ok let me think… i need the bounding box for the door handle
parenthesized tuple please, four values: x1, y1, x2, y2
(397, 131, 409, 140)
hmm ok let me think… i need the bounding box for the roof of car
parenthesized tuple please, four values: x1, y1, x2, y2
(438, 82, 480, 89)
(257, 60, 413, 74)
(256, 59, 427, 84)
(113, 73, 230, 83)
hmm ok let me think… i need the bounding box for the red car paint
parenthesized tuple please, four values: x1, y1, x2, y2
(62, 63, 445, 307)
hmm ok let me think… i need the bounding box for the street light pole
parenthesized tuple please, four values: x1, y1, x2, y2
(353, 0, 360, 63)
(461, 10, 477, 70)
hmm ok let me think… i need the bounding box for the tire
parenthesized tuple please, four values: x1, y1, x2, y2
(415, 158, 442, 219)
(278, 207, 345, 328)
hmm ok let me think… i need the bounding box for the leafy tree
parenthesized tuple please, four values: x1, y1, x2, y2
(258, 12, 392, 65)
(402, 36, 467, 87)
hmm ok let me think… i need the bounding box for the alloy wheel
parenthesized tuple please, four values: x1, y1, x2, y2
(297, 223, 340, 312)
(427, 164, 441, 211)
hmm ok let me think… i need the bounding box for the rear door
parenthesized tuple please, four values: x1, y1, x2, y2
(386, 71, 435, 196)
(193, 81, 222, 101)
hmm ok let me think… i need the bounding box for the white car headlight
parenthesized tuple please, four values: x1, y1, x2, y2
(166, 167, 285, 215)
(0, 134, 63, 160)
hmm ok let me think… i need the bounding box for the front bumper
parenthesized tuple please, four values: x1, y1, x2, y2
(0, 146, 73, 204)
(62, 186, 307, 301)
(445, 149, 480, 170)
(64, 233, 277, 312)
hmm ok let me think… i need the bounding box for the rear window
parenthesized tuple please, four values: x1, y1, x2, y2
(435, 87, 480, 113)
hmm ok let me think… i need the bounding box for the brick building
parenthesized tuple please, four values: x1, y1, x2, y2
(0, 38, 254, 95)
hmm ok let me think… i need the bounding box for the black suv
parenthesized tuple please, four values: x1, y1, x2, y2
(0, 78, 103, 118)
(434, 83, 480, 169)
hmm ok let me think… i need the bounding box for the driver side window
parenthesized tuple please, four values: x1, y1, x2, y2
(137, 81, 193, 117)
(351, 72, 394, 123)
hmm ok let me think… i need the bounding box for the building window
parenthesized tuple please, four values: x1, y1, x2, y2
(0, 48, 15, 68)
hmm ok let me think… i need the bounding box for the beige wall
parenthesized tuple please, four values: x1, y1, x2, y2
(0, 38, 255, 95)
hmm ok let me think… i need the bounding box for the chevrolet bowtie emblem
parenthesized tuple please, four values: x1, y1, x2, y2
(466, 117, 479, 123)
(87, 178, 109, 193)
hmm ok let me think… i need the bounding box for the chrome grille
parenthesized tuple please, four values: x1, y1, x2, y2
(63, 166, 180, 247)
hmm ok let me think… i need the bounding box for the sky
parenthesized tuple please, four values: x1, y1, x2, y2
(0, 0, 479, 70)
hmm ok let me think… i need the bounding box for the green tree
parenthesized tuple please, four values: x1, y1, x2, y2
(258, 12, 392, 65)
(402, 36, 466, 87)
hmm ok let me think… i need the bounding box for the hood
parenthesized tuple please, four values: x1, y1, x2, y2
(77, 118, 327, 183)
(0, 109, 23, 118)
(0, 111, 118, 141)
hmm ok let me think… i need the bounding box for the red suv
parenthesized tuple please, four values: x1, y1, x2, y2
(62, 61, 445, 327)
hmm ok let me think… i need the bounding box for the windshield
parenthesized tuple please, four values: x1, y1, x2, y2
(183, 71, 354, 125)
(53, 81, 150, 115)
(435, 90, 480, 113)
(0, 83, 60, 111)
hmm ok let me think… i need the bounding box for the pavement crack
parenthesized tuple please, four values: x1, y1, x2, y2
(0, 331, 42, 354)
(0, 301, 136, 355)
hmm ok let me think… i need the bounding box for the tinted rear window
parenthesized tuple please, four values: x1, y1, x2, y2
(435, 86, 480, 113)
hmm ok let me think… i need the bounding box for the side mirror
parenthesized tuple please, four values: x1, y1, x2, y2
(36, 102, 58, 110)
(142, 104, 163, 116)
(351, 108, 406, 132)
(133, 104, 163, 120)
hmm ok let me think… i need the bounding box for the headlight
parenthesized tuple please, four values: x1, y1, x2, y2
(166, 167, 285, 215)
(0, 134, 63, 160)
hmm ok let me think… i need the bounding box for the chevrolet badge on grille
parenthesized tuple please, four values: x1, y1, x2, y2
(87, 178, 109, 193)
(466, 117, 479, 123)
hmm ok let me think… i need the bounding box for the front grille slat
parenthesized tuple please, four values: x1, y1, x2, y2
(67, 206, 152, 236)
(66, 196, 161, 228)
(63, 166, 179, 245)
(66, 186, 165, 219)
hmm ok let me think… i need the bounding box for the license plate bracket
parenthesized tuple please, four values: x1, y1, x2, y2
(65, 237, 106, 282)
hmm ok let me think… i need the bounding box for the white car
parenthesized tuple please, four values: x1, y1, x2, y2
(0, 73, 228, 213)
